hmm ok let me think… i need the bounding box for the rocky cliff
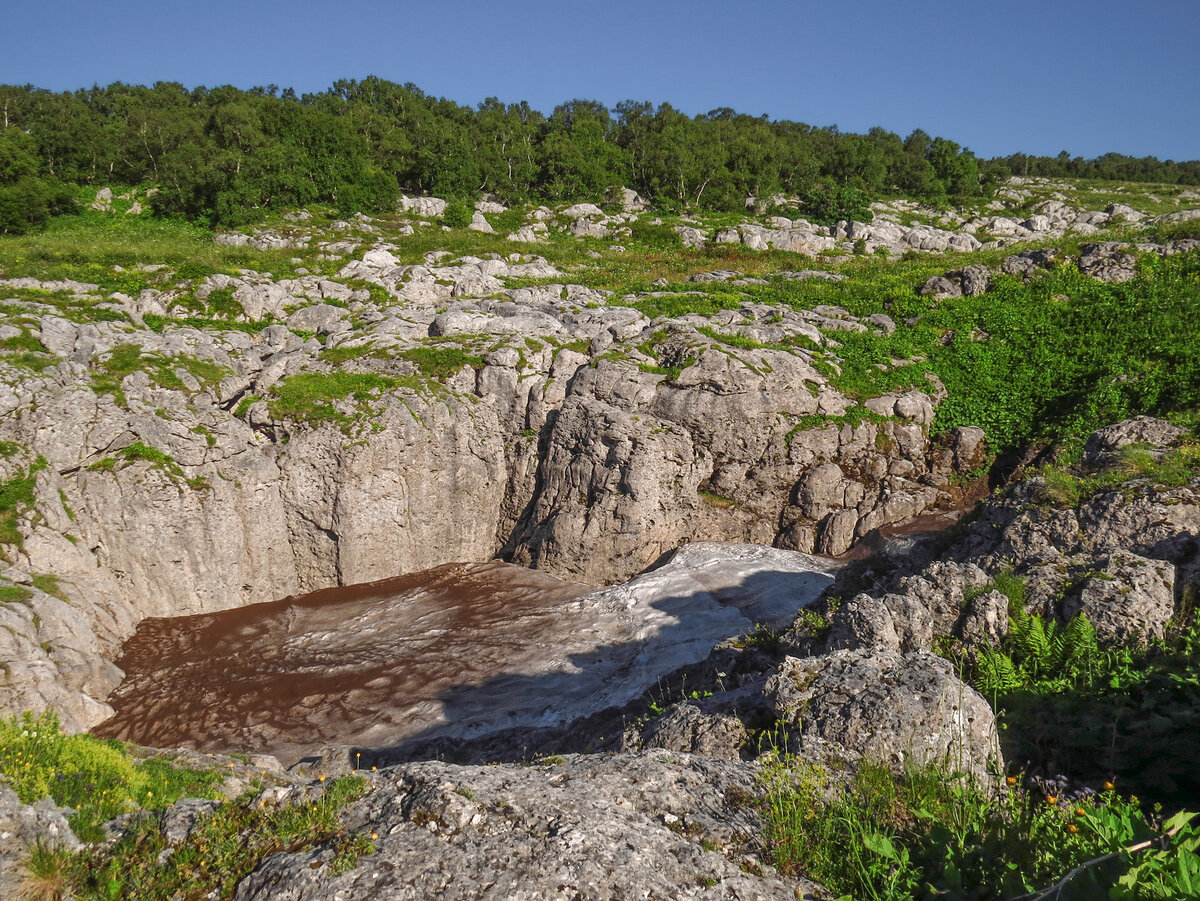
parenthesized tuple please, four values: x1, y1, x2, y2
(0, 209, 1003, 730)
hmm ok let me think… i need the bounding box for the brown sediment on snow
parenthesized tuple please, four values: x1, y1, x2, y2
(94, 544, 839, 764)
(94, 562, 591, 763)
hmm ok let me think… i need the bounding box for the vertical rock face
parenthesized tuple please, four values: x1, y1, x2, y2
(276, 397, 510, 591)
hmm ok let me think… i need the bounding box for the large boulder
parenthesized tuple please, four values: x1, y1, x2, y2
(766, 649, 1001, 782)
(1081, 416, 1187, 468)
(1063, 551, 1175, 644)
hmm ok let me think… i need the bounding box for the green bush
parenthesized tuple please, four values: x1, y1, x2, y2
(797, 184, 874, 227)
(441, 200, 474, 228)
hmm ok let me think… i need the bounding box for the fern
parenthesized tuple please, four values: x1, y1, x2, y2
(1056, 614, 1100, 679)
(975, 647, 1021, 695)
(1008, 607, 1053, 677)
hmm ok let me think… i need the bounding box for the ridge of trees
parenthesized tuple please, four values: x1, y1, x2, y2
(1, 77, 1197, 233)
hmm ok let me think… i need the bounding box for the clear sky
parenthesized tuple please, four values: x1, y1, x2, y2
(3, 0, 1197, 161)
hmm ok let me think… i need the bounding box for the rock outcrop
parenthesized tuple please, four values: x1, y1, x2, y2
(814, 417, 1199, 653)
(234, 753, 827, 901)
(0, 241, 971, 731)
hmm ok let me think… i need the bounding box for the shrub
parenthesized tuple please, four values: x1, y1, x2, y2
(758, 749, 1199, 900)
(0, 710, 220, 841)
(441, 200, 474, 228)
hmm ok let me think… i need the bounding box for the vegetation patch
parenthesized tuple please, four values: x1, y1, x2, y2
(759, 752, 1199, 900)
(91, 343, 229, 407)
(87, 443, 208, 491)
(0, 456, 47, 548)
(267, 371, 401, 429)
(69, 775, 372, 899)
(786, 405, 893, 442)
(1034, 439, 1200, 508)
(0, 710, 221, 841)
(397, 344, 484, 379)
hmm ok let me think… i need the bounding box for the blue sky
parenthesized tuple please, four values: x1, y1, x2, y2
(3, 0, 1197, 161)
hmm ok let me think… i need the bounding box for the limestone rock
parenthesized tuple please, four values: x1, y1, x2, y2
(467, 211, 494, 233)
(1063, 551, 1175, 644)
(824, 593, 901, 652)
(1082, 416, 1186, 468)
(1078, 242, 1138, 283)
(767, 650, 1001, 782)
(0, 787, 81, 897)
(398, 196, 448, 217)
(233, 754, 819, 900)
(919, 275, 961, 299)
(955, 589, 1009, 646)
(637, 703, 750, 758)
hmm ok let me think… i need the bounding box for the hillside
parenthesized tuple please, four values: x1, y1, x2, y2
(0, 175, 1197, 899)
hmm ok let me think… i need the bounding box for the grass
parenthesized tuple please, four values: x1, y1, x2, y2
(398, 344, 485, 379)
(0, 711, 222, 842)
(0, 709, 374, 900)
(91, 344, 229, 408)
(0, 456, 47, 548)
(70, 775, 372, 900)
(0, 210, 308, 288)
(1034, 439, 1200, 508)
(267, 371, 401, 429)
(86, 443, 208, 491)
(0, 584, 34, 604)
(758, 750, 1199, 900)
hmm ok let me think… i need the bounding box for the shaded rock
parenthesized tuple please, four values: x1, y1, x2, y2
(161, 798, 221, 846)
(824, 593, 901, 652)
(955, 589, 1009, 646)
(1078, 242, 1138, 283)
(1001, 248, 1058, 279)
(767, 650, 1000, 782)
(1082, 416, 1186, 468)
(918, 275, 961, 299)
(955, 264, 992, 296)
(637, 703, 750, 759)
(1063, 551, 1175, 644)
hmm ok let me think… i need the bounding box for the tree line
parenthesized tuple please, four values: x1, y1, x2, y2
(1, 77, 1197, 233)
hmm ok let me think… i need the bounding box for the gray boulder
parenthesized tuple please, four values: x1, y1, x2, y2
(955, 589, 1009, 646)
(918, 275, 961, 299)
(767, 650, 1001, 782)
(1082, 416, 1186, 468)
(1063, 551, 1175, 644)
(1078, 242, 1138, 283)
(637, 703, 750, 759)
(0, 787, 81, 897)
(824, 593, 901, 652)
(467, 211, 494, 233)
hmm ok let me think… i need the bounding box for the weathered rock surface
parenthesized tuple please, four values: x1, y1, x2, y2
(233, 753, 825, 901)
(0, 787, 81, 900)
(767, 650, 1001, 781)
(815, 417, 1198, 653)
